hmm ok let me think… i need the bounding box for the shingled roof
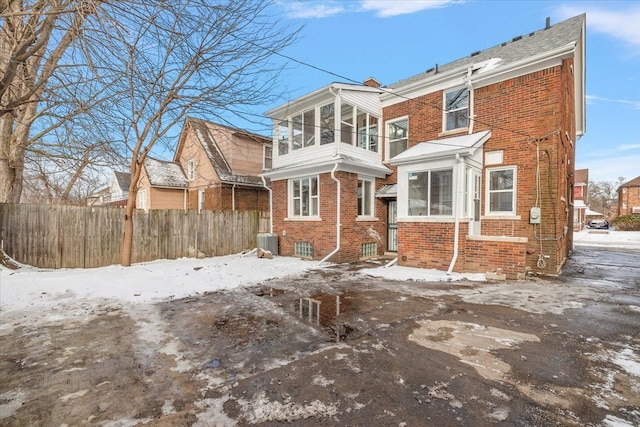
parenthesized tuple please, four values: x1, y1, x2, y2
(619, 175, 640, 189)
(387, 14, 585, 89)
(113, 171, 131, 191)
(143, 157, 188, 189)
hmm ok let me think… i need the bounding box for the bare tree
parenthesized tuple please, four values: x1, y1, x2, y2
(85, 0, 297, 266)
(0, 0, 104, 203)
(588, 177, 625, 217)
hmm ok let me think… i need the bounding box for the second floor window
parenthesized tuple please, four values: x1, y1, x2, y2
(387, 118, 408, 159)
(357, 112, 379, 152)
(290, 176, 319, 217)
(264, 145, 272, 169)
(444, 87, 469, 131)
(341, 102, 354, 145)
(320, 103, 335, 145)
(187, 159, 195, 181)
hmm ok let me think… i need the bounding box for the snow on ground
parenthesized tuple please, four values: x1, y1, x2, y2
(573, 229, 640, 249)
(0, 254, 317, 326)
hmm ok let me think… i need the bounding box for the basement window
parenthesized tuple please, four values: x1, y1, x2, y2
(294, 242, 313, 258)
(362, 242, 377, 258)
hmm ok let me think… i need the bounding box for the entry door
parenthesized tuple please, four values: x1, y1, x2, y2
(469, 171, 481, 236)
(387, 200, 398, 252)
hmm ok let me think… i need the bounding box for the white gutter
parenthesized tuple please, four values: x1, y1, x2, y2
(183, 188, 188, 212)
(447, 154, 465, 275)
(321, 163, 341, 263)
(261, 175, 273, 234)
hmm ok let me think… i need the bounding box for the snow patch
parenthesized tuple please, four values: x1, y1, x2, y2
(237, 391, 338, 423)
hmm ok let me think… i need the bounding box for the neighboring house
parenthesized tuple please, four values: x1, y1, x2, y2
(617, 175, 640, 216)
(136, 157, 188, 212)
(263, 15, 586, 278)
(174, 117, 272, 213)
(88, 171, 131, 207)
(573, 168, 588, 230)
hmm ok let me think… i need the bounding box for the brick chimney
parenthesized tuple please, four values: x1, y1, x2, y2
(363, 77, 381, 88)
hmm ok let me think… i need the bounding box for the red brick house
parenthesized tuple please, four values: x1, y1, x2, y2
(573, 168, 588, 230)
(618, 175, 640, 216)
(263, 14, 585, 278)
(174, 117, 272, 213)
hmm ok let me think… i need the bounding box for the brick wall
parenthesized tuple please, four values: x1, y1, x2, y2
(272, 171, 387, 262)
(618, 186, 640, 215)
(384, 59, 577, 277)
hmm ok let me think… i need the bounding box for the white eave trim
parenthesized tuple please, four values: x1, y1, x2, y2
(382, 42, 578, 106)
(261, 158, 391, 181)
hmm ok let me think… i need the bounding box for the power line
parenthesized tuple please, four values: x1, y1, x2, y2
(229, 32, 541, 144)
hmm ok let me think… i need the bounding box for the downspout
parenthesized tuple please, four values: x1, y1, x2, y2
(261, 175, 273, 234)
(466, 67, 475, 135)
(447, 153, 465, 274)
(232, 184, 236, 211)
(321, 163, 341, 263)
(183, 188, 187, 212)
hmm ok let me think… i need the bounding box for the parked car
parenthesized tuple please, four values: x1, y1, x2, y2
(587, 219, 610, 229)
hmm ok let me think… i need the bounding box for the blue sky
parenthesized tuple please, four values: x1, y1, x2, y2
(232, 0, 638, 184)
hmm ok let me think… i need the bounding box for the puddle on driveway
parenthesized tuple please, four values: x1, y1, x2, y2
(299, 293, 356, 342)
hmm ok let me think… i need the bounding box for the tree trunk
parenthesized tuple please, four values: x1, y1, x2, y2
(121, 198, 136, 266)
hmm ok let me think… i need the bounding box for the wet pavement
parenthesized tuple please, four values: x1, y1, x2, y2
(1, 244, 639, 426)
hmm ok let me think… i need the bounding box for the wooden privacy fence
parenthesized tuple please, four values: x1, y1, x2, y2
(0, 203, 267, 269)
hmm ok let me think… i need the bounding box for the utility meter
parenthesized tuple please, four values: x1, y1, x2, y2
(530, 207, 541, 224)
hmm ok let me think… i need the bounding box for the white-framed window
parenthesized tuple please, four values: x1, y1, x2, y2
(341, 101, 355, 145)
(387, 117, 408, 160)
(277, 120, 289, 155)
(292, 108, 316, 150)
(137, 189, 147, 211)
(486, 166, 517, 215)
(407, 169, 453, 216)
(198, 189, 205, 213)
(320, 103, 335, 145)
(444, 87, 469, 132)
(357, 178, 375, 217)
(357, 112, 379, 152)
(187, 159, 195, 181)
(289, 176, 319, 217)
(264, 144, 272, 169)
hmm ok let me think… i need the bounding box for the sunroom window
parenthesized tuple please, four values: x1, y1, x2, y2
(320, 103, 335, 145)
(341, 102, 354, 145)
(357, 112, 379, 152)
(408, 169, 453, 216)
(444, 87, 469, 131)
(278, 120, 289, 155)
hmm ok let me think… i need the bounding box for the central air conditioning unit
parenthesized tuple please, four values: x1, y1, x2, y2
(257, 233, 278, 255)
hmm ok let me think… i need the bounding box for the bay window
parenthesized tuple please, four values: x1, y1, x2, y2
(408, 169, 453, 216)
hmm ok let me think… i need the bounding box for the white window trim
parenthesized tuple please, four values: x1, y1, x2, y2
(137, 189, 148, 212)
(386, 116, 409, 161)
(407, 168, 454, 218)
(443, 87, 469, 133)
(288, 175, 320, 220)
(357, 176, 376, 219)
(485, 165, 517, 216)
(198, 189, 205, 213)
(263, 144, 272, 170)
